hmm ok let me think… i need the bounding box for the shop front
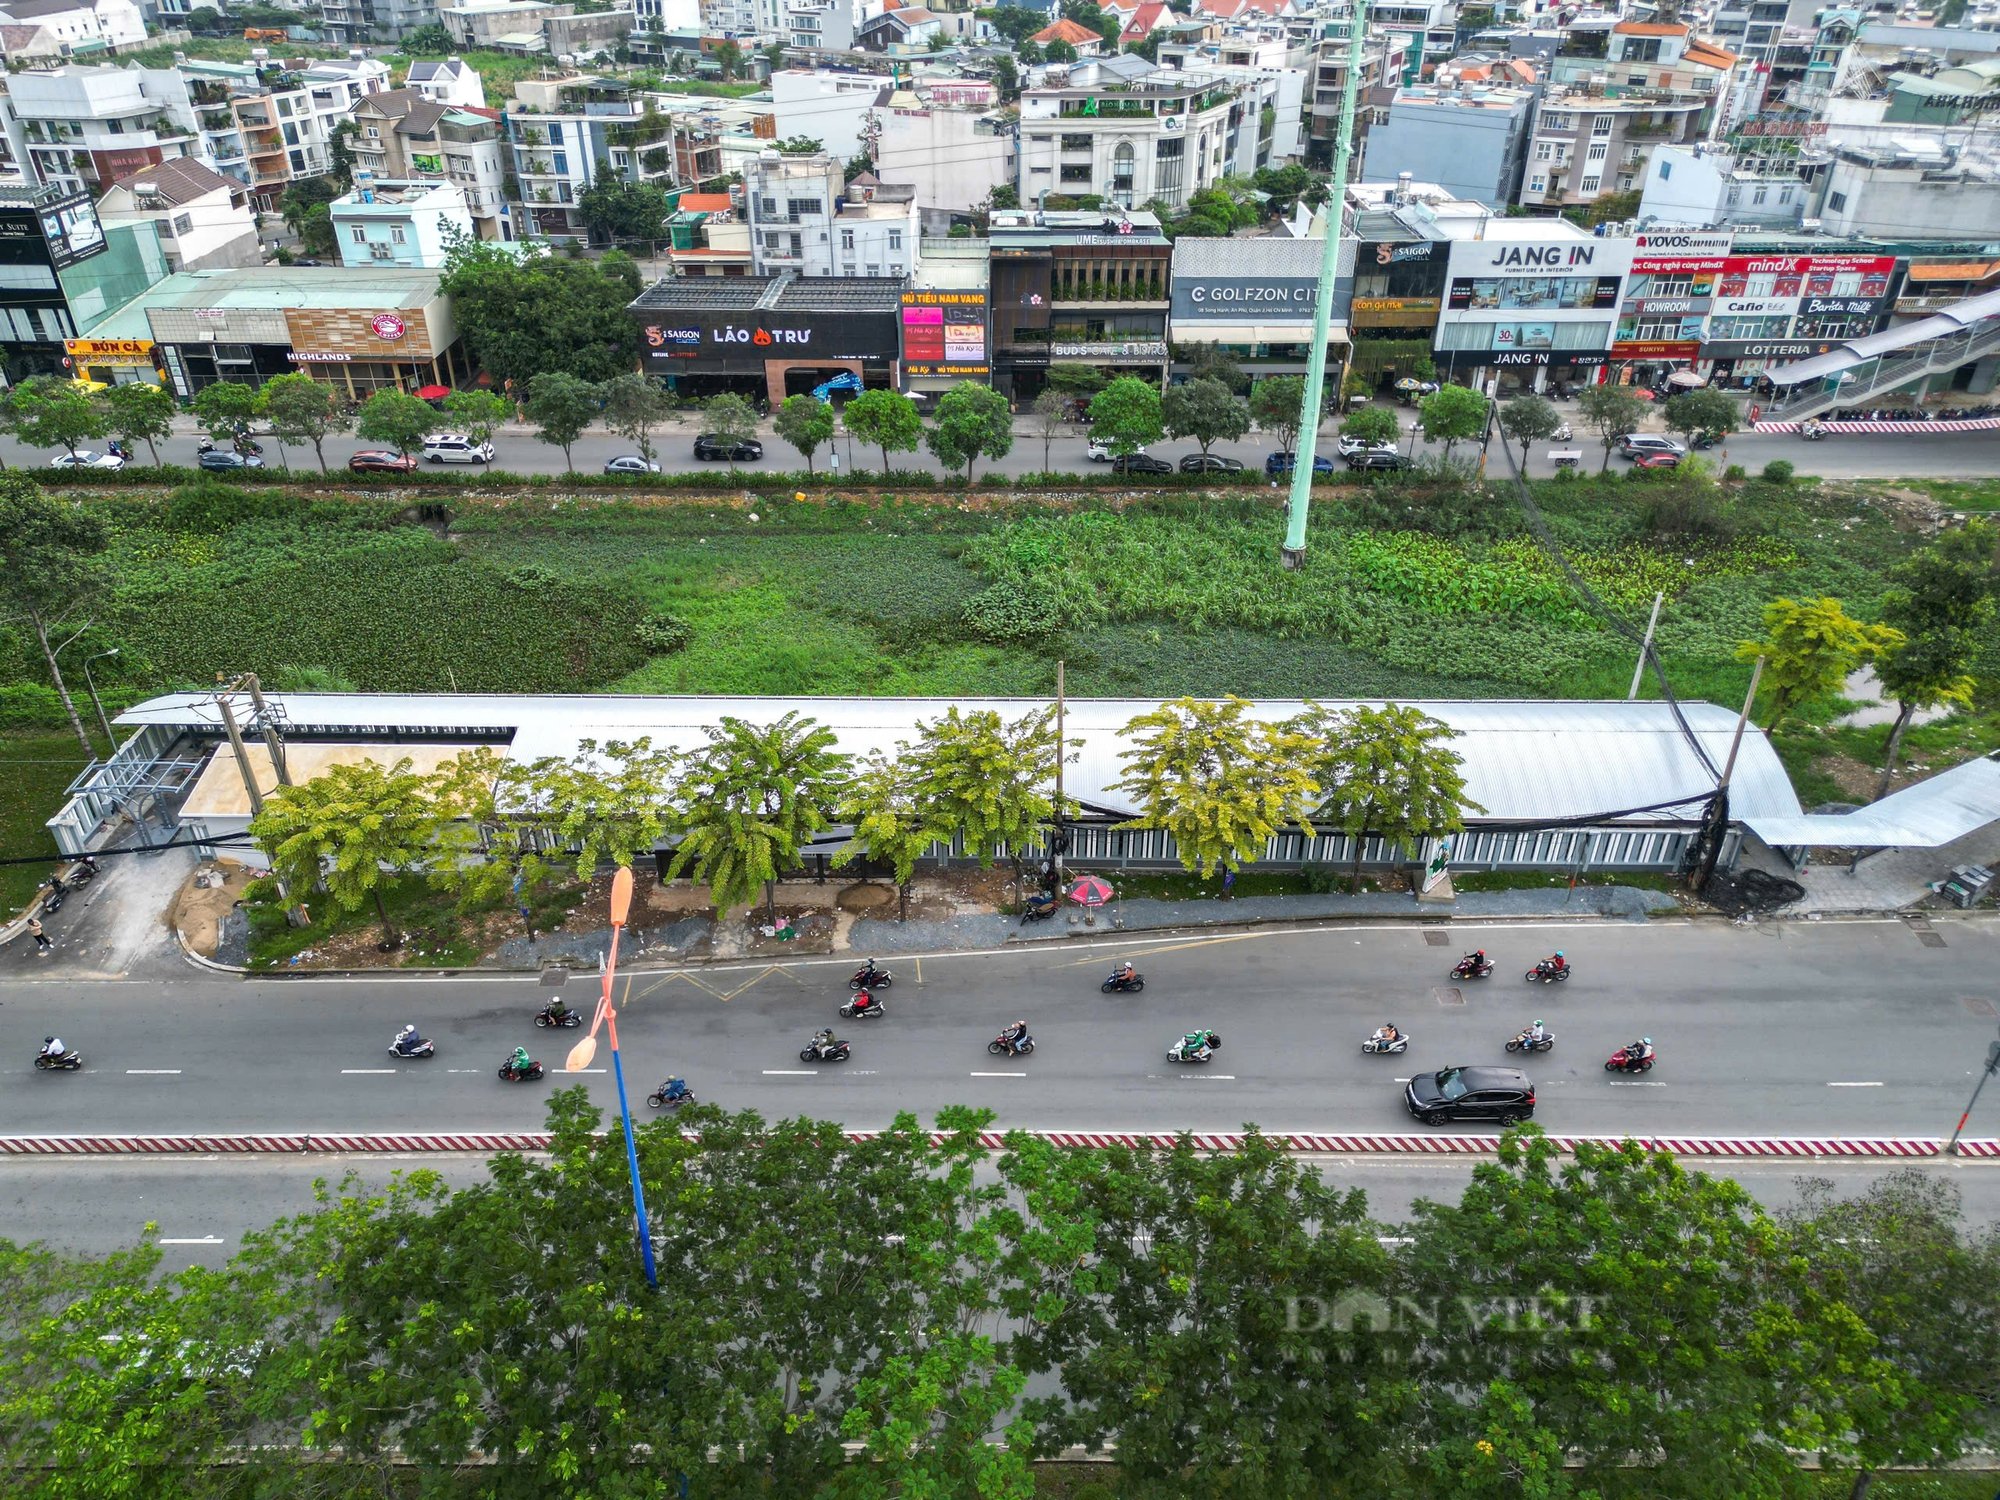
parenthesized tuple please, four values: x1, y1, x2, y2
(1168, 238, 1345, 384)
(281, 305, 468, 399)
(900, 288, 990, 405)
(1433, 235, 1631, 395)
(63, 337, 162, 388)
(632, 276, 904, 406)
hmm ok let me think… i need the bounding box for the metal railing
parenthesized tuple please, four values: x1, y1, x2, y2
(1761, 319, 2000, 422)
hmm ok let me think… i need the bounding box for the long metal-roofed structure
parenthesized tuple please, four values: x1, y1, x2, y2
(68, 693, 1805, 876)
(1758, 285, 2000, 422)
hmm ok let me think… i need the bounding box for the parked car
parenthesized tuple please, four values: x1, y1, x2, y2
(347, 450, 418, 474)
(1087, 437, 1145, 463)
(421, 433, 494, 464)
(1336, 435, 1397, 459)
(1618, 434, 1685, 459)
(693, 434, 762, 462)
(196, 449, 264, 472)
(1630, 451, 1683, 470)
(47, 450, 124, 470)
(604, 454, 663, 475)
(1178, 453, 1244, 473)
(1263, 451, 1335, 477)
(1346, 450, 1412, 472)
(1111, 453, 1173, 475)
(1405, 1066, 1536, 1126)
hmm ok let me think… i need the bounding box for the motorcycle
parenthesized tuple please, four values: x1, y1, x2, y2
(1551, 421, 1573, 441)
(532, 1004, 582, 1029)
(988, 1031, 1035, 1057)
(848, 961, 892, 990)
(1451, 953, 1494, 980)
(498, 1058, 545, 1082)
(1361, 1029, 1408, 1056)
(1525, 961, 1570, 984)
(197, 434, 263, 456)
(1021, 892, 1060, 923)
(1605, 1043, 1657, 1074)
(390, 1033, 435, 1060)
(40, 875, 68, 914)
(800, 1036, 851, 1063)
(840, 993, 886, 1020)
(646, 1081, 694, 1109)
(67, 857, 97, 887)
(34, 1049, 82, 1072)
(1801, 422, 1826, 442)
(1506, 1027, 1555, 1054)
(1101, 970, 1146, 994)
(1691, 430, 1719, 450)
(1166, 1030, 1222, 1064)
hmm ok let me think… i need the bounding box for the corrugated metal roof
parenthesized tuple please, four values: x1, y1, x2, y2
(1744, 752, 2000, 848)
(1769, 287, 2000, 384)
(116, 693, 1797, 827)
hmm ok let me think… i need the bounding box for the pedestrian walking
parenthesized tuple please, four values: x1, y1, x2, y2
(27, 917, 50, 954)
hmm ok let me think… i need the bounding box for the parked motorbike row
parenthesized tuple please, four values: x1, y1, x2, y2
(1824, 403, 1996, 423)
(36, 855, 97, 915)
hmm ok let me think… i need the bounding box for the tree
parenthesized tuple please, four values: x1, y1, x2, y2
(1339, 405, 1400, 453)
(1416, 383, 1487, 464)
(439, 236, 642, 388)
(523, 371, 600, 471)
(521, 737, 679, 881)
(833, 749, 941, 921)
(7, 375, 108, 458)
(772, 393, 835, 474)
(248, 757, 451, 948)
(0, 473, 109, 755)
(1778, 1168, 2000, 1500)
(1662, 387, 1740, 447)
(993, 51, 1019, 99)
(1029, 388, 1069, 474)
(701, 391, 759, 474)
(1577, 385, 1647, 474)
(256, 372, 350, 474)
(926, 381, 1013, 481)
(400, 19, 452, 50)
(442, 388, 511, 446)
(1871, 521, 1995, 797)
(1250, 373, 1310, 457)
(774, 134, 822, 154)
(191, 380, 259, 442)
(667, 712, 848, 923)
(912, 705, 1066, 870)
(296, 201, 336, 258)
(355, 390, 437, 462)
(576, 179, 670, 245)
(94, 381, 177, 467)
(1086, 375, 1164, 458)
(1045, 38, 1078, 61)
(1111, 696, 1320, 875)
(598, 373, 672, 465)
(844, 386, 923, 476)
(1296, 701, 1476, 892)
(1496, 391, 1561, 471)
(1161, 376, 1247, 459)
(713, 38, 743, 78)
(1738, 595, 1902, 730)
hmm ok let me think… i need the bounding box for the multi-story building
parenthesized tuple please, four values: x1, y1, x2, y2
(743, 150, 918, 277)
(1635, 143, 1812, 231)
(873, 95, 1014, 231)
(663, 188, 751, 275)
(331, 174, 475, 268)
(440, 0, 566, 47)
(1518, 90, 1720, 213)
(94, 156, 259, 271)
(318, 0, 442, 43)
(0, 0, 147, 62)
(351, 88, 509, 240)
(505, 76, 653, 241)
(1366, 82, 1538, 211)
(5, 65, 200, 197)
(768, 69, 889, 160)
(1016, 56, 1249, 213)
(1813, 138, 2000, 241)
(782, 0, 859, 52)
(987, 206, 1171, 399)
(406, 57, 489, 112)
(1300, 28, 1405, 171)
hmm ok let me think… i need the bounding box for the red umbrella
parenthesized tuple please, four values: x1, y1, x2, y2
(415, 384, 452, 400)
(1066, 875, 1115, 907)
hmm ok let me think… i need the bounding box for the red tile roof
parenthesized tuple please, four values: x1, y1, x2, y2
(1032, 17, 1101, 43)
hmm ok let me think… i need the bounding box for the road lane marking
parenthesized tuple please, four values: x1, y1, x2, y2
(1607, 1080, 1667, 1087)
(970, 1070, 1026, 1077)
(1828, 1081, 1884, 1087)
(125, 1069, 181, 1075)
(159, 1236, 224, 1245)
(340, 1068, 397, 1075)
(763, 1069, 816, 1075)
(1145, 1074, 1236, 1080)
(445, 1069, 483, 1074)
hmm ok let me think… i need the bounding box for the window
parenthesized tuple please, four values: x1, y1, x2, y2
(1591, 113, 1613, 136)
(1060, 132, 1091, 150)
(759, 195, 779, 216)
(366, 125, 380, 138)
(840, 228, 854, 251)
(788, 196, 819, 217)
(1579, 175, 1600, 193)
(1827, 191, 1847, 211)
(1587, 142, 1608, 162)
(390, 225, 407, 244)
(552, 152, 568, 173)
(1751, 184, 1768, 205)
(887, 229, 902, 251)
(1540, 111, 1572, 131)
(1535, 141, 1552, 161)
(171, 212, 193, 234)
(1778, 185, 1794, 204)
(108, 119, 124, 135)
(1060, 164, 1093, 183)
(1659, 159, 1672, 180)
(1529, 175, 1546, 193)
(789, 233, 801, 254)
(350, 225, 367, 243)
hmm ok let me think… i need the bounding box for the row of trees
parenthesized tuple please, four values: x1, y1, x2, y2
(248, 697, 1472, 944)
(1, 1116, 1992, 1499)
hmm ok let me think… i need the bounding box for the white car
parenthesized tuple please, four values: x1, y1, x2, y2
(1087, 437, 1146, 462)
(421, 432, 495, 464)
(1336, 435, 1397, 459)
(48, 450, 125, 470)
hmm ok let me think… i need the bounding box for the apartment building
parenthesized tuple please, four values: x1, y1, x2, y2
(351, 88, 509, 240)
(318, 0, 439, 43)
(1305, 29, 1405, 171)
(1636, 142, 1812, 230)
(94, 155, 259, 271)
(1518, 91, 1720, 212)
(0, 0, 146, 63)
(5, 65, 200, 197)
(743, 150, 918, 278)
(331, 174, 475, 267)
(872, 99, 1013, 228)
(506, 76, 654, 240)
(1016, 55, 1249, 213)
(1366, 82, 1538, 211)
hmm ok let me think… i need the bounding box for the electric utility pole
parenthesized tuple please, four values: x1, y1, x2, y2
(1280, 0, 1365, 569)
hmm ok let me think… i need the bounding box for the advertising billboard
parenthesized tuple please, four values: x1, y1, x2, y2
(639, 305, 901, 373)
(1170, 275, 1322, 322)
(901, 289, 988, 376)
(0, 190, 107, 270)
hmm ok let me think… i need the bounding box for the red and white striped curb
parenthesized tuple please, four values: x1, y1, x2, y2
(1753, 416, 2000, 436)
(2, 1131, 1994, 1159)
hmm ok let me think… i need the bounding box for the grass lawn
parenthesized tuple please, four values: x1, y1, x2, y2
(0, 733, 90, 918)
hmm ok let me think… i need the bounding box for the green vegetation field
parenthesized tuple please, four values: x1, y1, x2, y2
(1, 471, 1994, 910)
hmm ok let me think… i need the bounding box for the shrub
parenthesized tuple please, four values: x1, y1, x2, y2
(0, 683, 64, 728)
(1301, 863, 1343, 894)
(634, 612, 691, 654)
(1641, 480, 1737, 541)
(266, 665, 358, 692)
(1761, 459, 1795, 484)
(161, 480, 306, 533)
(960, 577, 1067, 643)
(1724, 464, 1746, 482)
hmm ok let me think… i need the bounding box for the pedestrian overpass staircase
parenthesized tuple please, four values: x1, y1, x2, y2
(1758, 311, 2000, 424)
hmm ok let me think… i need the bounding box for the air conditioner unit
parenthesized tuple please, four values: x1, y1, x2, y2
(368, 241, 395, 259)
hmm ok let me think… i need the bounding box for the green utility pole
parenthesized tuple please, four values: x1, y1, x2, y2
(1280, 0, 1366, 569)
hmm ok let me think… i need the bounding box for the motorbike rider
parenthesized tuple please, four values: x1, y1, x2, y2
(507, 1045, 533, 1076)
(1528, 1018, 1547, 1048)
(1372, 1022, 1401, 1046)
(393, 1023, 423, 1056)
(851, 988, 879, 1014)
(810, 1027, 836, 1058)
(1540, 950, 1567, 976)
(857, 958, 884, 985)
(1003, 1019, 1031, 1054)
(1114, 961, 1138, 986)
(40, 1035, 65, 1063)
(1179, 1029, 1210, 1059)
(660, 1076, 691, 1102)
(1461, 948, 1488, 972)
(1623, 1037, 1652, 1065)
(545, 996, 572, 1025)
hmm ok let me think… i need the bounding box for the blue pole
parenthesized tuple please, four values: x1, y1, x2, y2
(608, 1036, 659, 1290)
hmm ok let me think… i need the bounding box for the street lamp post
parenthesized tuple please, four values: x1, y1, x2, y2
(82, 648, 120, 754)
(1948, 1030, 2000, 1157)
(566, 865, 659, 1288)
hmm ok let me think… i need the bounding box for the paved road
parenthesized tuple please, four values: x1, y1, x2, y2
(4, 918, 1999, 1139)
(5, 1152, 1993, 1276)
(0, 410, 1990, 483)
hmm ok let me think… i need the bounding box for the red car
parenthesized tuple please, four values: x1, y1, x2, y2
(348, 449, 418, 474)
(1631, 451, 1682, 470)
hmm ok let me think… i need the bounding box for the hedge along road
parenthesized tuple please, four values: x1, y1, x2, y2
(3, 418, 1997, 483)
(3, 917, 1997, 1140)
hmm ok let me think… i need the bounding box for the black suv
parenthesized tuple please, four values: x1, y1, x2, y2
(1405, 1066, 1536, 1125)
(1347, 450, 1411, 473)
(1111, 453, 1172, 475)
(1179, 453, 1244, 474)
(693, 434, 763, 461)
